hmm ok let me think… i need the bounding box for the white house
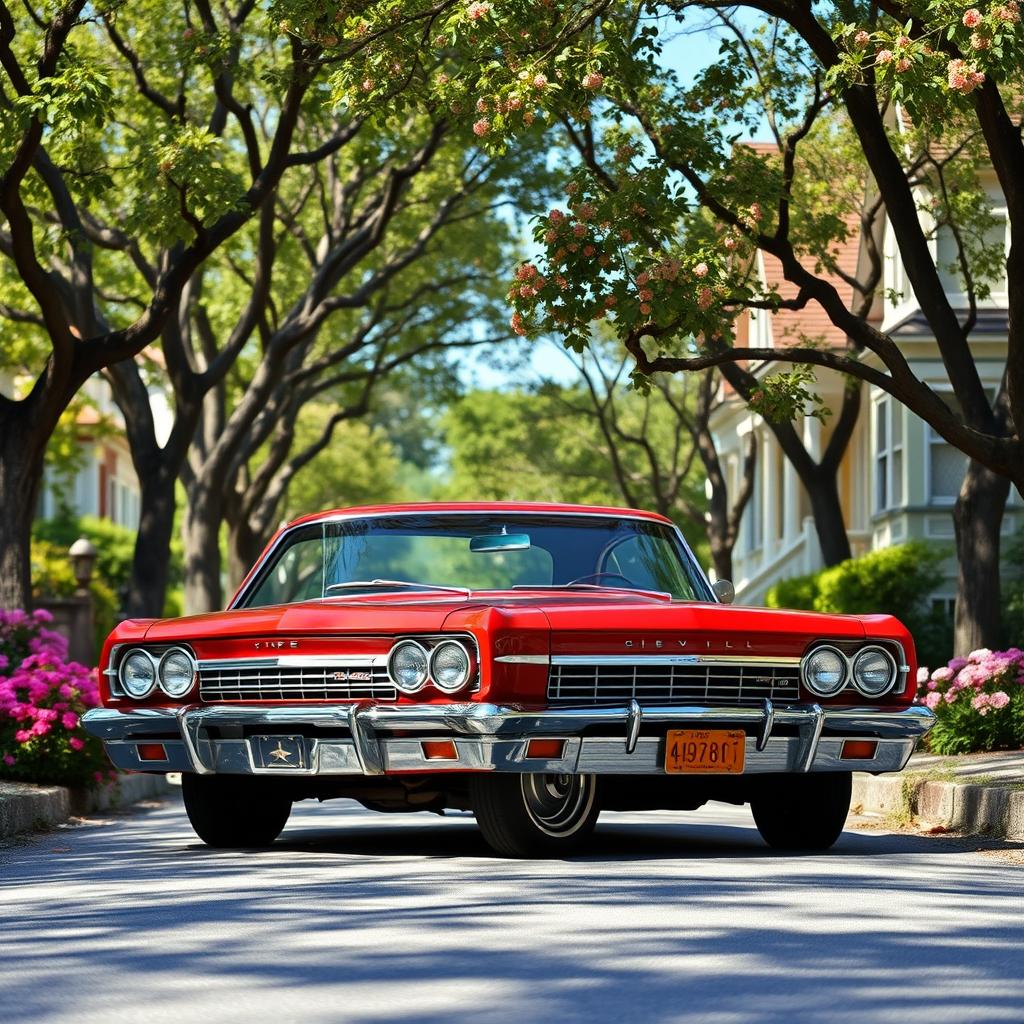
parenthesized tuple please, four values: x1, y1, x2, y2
(709, 139, 1021, 611)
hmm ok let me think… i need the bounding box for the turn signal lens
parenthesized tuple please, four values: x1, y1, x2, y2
(526, 739, 565, 759)
(387, 640, 429, 693)
(421, 740, 458, 760)
(137, 743, 167, 762)
(851, 646, 898, 698)
(801, 646, 848, 697)
(841, 740, 878, 760)
(119, 649, 157, 699)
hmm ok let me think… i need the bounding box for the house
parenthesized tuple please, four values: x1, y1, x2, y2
(0, 357, 172, 531)
(709, 140, 1021, 611)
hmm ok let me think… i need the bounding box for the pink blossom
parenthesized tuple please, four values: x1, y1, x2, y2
(68, 737, 85, 751)
(549, 209, 566, 225)
(576, 201, 595, 221)
(748, 202, 762, 222)
(582, 72, 604, 90)
(931, 666, 954, 683)
(466, 1, 491, 20)
(14, 729, 31, 743)
(989, 690, 1010, 709)
(572, 223, 587, 237)
(924, 692, 942, 710)
(639, 302, 652, 315)
(943, 689, 959, 705)
(583, 245, 596, 257)
(994, 1, 1021, 22)
(970, 32, 990, 49)
(853, 29, 871, 49)
(476, 97, 489, 113)
(896, 56, 911, 72)
(436, 72, 450, 85)
(636, 271, 651, 286)
(472, 118, 490, 137)
(876, 48, 894, 65)
(32, 608, 54, 624)
(724, 236, 738, 251)
(698, 286, 714, 310)
(693, 262, 709, 278)
(897, 35, 912, 47)
(962, 8, 982, 27)
(947, 59, 985, 93)
(532, 73, 548, 89)
(62, 712, 80, 730)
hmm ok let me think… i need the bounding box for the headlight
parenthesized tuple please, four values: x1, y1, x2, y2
(851, 646, 897, 697)
(801, 645, 847, 697)
(429, 640, 473, 693)
(387, 640, 429, 693)
(119, 649, 157, 699)
(158, 647, 197, 698)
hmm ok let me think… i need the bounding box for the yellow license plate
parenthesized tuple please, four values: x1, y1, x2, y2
(665, 729, 745, 774)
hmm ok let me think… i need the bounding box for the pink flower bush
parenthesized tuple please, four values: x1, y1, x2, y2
(466, 1, 491, 21)
(947, 58, 985, 94)
(916, 647, 1024, 754)
(962, 8, 982, 27)
(0, 609, 108, 787)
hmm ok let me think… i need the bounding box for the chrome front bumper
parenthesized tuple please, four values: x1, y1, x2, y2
(82, 701, 934, 778)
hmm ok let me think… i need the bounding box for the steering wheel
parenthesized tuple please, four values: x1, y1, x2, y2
(566, 572, 639, 589)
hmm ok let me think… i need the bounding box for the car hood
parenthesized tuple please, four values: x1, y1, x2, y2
(140, 590, 886, 648)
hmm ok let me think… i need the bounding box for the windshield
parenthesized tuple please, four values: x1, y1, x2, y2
(238, 513, 713, 608)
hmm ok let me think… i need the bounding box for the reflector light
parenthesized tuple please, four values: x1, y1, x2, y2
(421, 740, 458, 760)
(526, 739, 565, 759)
(840, 740, 878, 760)
(137, 743, 167, 762)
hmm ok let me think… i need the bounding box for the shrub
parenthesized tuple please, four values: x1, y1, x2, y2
(0, 609, 111, 788)
(30, 539, 118, 654)
(918, 648, 1024, 755)
(765, 542, 952, 668)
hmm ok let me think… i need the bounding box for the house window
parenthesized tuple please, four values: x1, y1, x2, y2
(936, 210, 1008, 300)
(927, 391, 967, 505)
(874, 397, 903, 512)
(745, 447, 763, 553)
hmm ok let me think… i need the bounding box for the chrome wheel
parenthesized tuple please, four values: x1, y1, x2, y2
(520, 773, 597, 837)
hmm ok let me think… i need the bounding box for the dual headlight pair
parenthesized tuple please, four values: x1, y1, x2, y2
(387, 638, 475, 694)
(801, 644, 899, 699)
(118, 647, 197, 699)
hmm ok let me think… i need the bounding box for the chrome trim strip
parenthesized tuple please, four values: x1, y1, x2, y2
(801, 704, 825, 772)
(495, 654, 552, 665)
(551, 654, 803, 667)
(197, 655, 388, 671)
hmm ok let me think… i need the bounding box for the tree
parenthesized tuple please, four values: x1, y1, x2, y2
(0, 0, 338, 608)
(553, 348, 756, 580)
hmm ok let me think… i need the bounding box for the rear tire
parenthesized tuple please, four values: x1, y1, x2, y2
(182, 774, 292, 848)
(471, 773, 600, 858)
(750, 772, 852, 851)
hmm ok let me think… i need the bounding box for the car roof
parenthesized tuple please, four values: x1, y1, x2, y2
(286, 501, 675, 530)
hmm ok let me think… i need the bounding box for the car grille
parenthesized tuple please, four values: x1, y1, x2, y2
(199, 660, 396, 702)
(547, 660, 802, 706)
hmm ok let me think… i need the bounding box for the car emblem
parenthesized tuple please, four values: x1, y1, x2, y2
(623, 639, 754, 649)
(254, 640, 299, 649)
(269, 743, 293, 762)
(333, 670, 372, 682)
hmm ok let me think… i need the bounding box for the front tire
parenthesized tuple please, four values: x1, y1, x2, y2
(182, 774, 292, 848)
(471, 773, 600, 858)
(750, 772, 852, 851)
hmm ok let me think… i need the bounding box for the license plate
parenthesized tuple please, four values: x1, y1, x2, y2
(665, 729, 745, 774)
(251, 735, 309, 770)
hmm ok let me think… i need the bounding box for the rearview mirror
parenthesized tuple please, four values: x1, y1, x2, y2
(712, 579, 735, 604)
(469, 533, 531, 553)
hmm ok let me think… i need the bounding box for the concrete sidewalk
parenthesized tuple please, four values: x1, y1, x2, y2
(853, 750, 1024, 840)
(0, 773, 172, 838)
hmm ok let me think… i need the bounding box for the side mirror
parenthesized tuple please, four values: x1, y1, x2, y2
(712, 579, 735, 604)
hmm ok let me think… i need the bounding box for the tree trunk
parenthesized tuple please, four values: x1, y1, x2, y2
(182, 487, 224, 615)
(805, 471, 853, 566)
(124, 464, 178, 619)
(0, 422, 42, 610)
(953, 459, 1010, 655)
(226, 515, 265, 596)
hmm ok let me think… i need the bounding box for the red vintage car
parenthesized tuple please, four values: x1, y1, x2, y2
(83, 502, 933, 856)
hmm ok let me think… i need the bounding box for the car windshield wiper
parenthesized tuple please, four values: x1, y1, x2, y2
(510, 583, 673, 601)
(324, 579, 471, 596)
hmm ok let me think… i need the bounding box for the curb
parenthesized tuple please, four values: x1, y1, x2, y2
(852, 772, 1024, 840)
(0, 773, 173, 839)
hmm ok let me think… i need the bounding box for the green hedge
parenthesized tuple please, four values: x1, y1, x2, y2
(765, 542, 952, 669)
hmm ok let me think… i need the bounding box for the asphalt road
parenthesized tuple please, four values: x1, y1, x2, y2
(1, 793, 1022, 1024)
